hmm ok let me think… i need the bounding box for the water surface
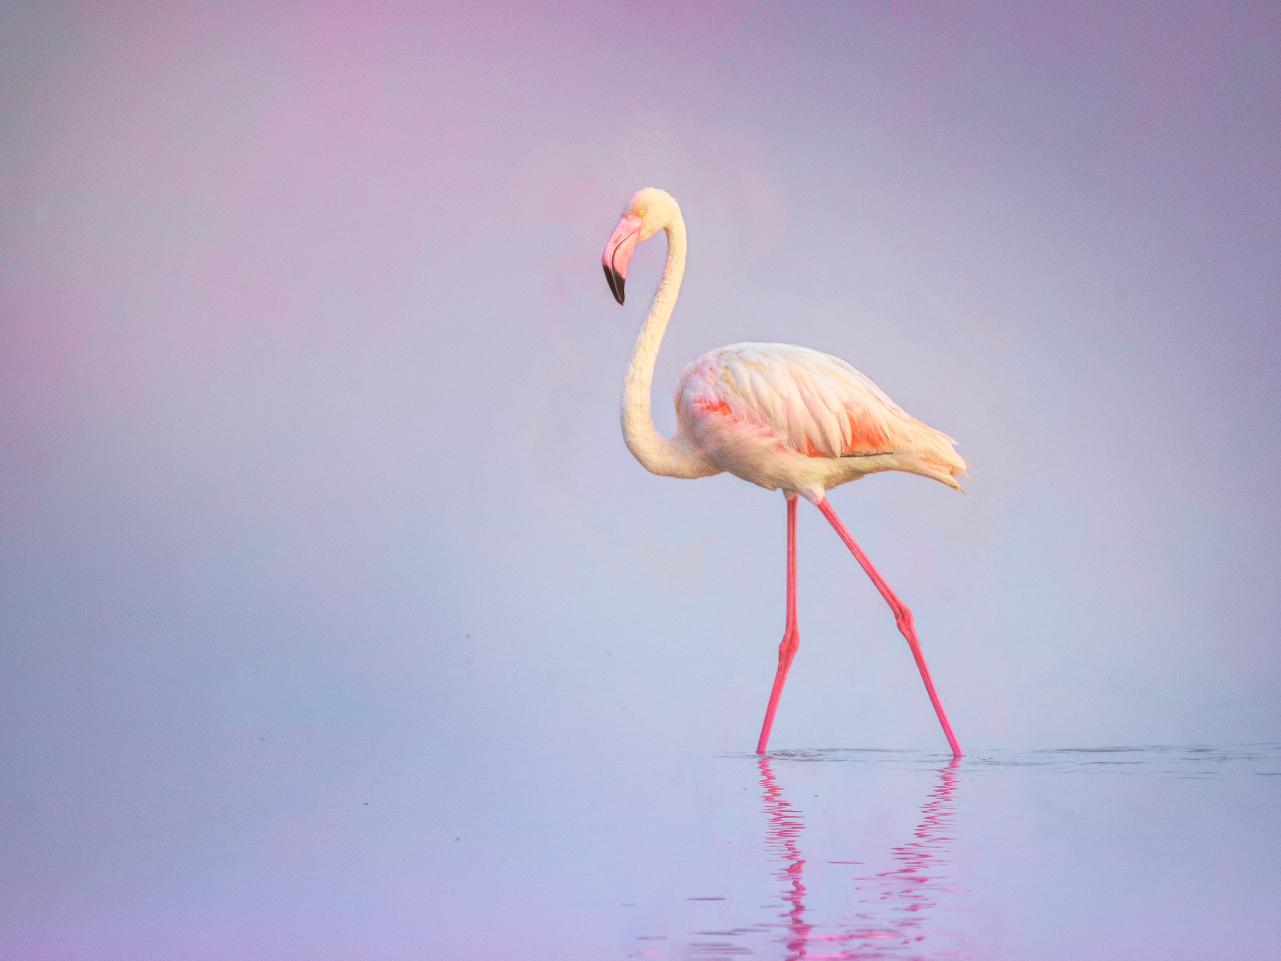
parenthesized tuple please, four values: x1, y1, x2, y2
(5, 744, 1279, 960)
(619, 745, 1281, 960)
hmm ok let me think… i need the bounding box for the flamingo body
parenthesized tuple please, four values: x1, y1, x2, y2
(675, 341, 965, 500)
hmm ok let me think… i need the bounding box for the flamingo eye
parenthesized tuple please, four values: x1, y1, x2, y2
(634, 207, 646, 218)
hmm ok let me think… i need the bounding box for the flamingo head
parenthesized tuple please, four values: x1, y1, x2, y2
(602, 187, 679, 305)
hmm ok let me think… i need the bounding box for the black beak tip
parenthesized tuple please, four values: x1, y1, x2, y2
(603, 264, 625, 305)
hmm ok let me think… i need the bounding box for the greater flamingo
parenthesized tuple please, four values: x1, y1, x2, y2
(602, 187, 965, 757)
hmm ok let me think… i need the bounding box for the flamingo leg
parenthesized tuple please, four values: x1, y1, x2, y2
(815, 498, 963, 758)
(756, 495, 799, 754)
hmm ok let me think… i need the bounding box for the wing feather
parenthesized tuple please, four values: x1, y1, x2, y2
(679, 342, 962, 474)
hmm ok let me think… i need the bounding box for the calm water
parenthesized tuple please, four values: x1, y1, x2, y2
(616, 746, 1281, 961)
(6, 744, 1280, 960)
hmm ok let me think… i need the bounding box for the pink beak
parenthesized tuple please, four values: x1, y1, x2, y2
(602, 214, 643, 305)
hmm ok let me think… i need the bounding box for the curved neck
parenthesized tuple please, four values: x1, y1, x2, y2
(621, 214, 707, 479)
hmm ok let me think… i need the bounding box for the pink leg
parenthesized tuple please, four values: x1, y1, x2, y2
(757, 496, 799, 754)
(815, 498, 963, 758)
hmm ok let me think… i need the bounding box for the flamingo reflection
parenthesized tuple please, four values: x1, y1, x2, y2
(757, 756, 963, 960)
(759, 755, 814, 954)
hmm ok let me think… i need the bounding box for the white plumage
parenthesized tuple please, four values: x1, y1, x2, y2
(675, 342, 966, 498)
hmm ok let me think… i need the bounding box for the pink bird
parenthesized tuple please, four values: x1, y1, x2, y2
(602, 187, 965, 757)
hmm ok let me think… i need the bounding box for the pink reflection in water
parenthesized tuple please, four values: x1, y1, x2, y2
(759, 756, 814, 954)
(755, 758, 965, 961)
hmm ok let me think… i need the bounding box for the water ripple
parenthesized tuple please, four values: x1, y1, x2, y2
(639, 744, 1281, 959)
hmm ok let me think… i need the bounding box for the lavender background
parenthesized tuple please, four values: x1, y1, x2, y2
(3, 3, 1279, 958)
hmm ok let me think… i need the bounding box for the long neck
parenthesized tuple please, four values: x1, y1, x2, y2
(621, 214, 707, 479)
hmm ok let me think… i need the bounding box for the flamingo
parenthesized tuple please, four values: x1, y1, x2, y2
(601, 187, 965, 758)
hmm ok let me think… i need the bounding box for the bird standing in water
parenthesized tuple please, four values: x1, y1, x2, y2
(602, 187, 965, 757)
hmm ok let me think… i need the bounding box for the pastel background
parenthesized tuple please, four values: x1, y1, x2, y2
(2, 3, 1279, 959)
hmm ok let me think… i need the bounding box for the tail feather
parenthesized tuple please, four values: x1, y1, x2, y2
(913, 424, 967, 491)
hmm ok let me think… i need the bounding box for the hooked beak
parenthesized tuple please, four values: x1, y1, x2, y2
(601, 214, 643, 305)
